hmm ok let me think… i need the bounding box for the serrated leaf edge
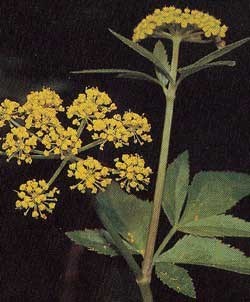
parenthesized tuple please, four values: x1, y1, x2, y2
(155, 262, 196, 299)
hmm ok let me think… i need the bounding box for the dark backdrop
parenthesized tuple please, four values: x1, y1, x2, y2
(0, 1, 250, 301)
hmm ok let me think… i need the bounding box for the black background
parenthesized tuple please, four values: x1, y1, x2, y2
(0, 0, 250, 301)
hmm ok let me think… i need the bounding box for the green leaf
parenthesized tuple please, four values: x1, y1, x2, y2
(70, 68, 136, 74)
(115, 71, 162, 86)
(156, 235, 250, 275)
(70, 68, 162, 86)
(96, 182, 152, 255)
(109, 29, 174, 84)
(178, 60, 236, 84)
(66, 229, 119, 256)
(178, 214, 250, 238)
(180, 37, 250, 71)
(66, 229, 138, 257)
(153, 40, 170, 85)
(155, 262, 196, 299)
(162, 151, 189, 225)
(180, 171, 250, 224)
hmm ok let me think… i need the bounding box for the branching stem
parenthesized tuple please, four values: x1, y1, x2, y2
(153, 226, 177, 261)
(141, 36, 181, 288)
(47, 158, 69, 187)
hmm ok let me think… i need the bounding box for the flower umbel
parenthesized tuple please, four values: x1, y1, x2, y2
(87, 112, 152, 149)
(132, 6, 228, 43)
(19, 88, 64, 130)
(66, 87, 117, 126)
(2, 126, 37, 165)
(68, 156, 112, 193)
(88, 117, 130, 149)
(0, 99, 20, 127)
(41, 126, 82, 158)
(122, 111, 152, 144)
(15, 179, 59, 219)
(113, 154, 152, 192)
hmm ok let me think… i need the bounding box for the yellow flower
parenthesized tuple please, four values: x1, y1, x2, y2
(122, 111, 152, 144)
(68, 156, 112, 193)
(132, 6, 228, 42)
(87, 111, 152, 149)
(113, 154, 152, 192)
(41, 126, 82, 158)
(15, 179, 59, 219)
(66, 87, 117, 126)
(87, 116, 130, 149)
(0, 99, 20, 127)
(2, 126, 37, 165)
(19, 88, 63, 130)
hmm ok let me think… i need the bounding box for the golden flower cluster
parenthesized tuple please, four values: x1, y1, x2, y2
(113, 154, 152, 193)
(132, 6, 228, 42)
(15, 179, 59, 219)
(87, 112, 152, 149)
(122, 111, 152, 144)
(0, 87, 153, 219)
(66, 87, 117, 126)
(39, 126, 82, 158)
(2, 126, 38, 165)
(68, 156, 112, 193)
(0, 99, 20, 127)
(67, 154, 152, 194)
(19, 88, 64, 130)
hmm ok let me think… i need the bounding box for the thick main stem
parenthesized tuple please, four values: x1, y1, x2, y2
(141, 36, 181, 284)
(137, 278, 154, 302)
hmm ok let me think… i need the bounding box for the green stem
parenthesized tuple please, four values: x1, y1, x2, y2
(78, 139, 104, 153)
(9, 119, 23, 128)
(32, 150, 45, 155)
(77, 119, 87, 137)
(47, 158, 69, 187)
(30, 155, 57, 160)
(153, 226, 177, 261)
(137, 278, 153, 302)
(141, 36, 181, 282)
